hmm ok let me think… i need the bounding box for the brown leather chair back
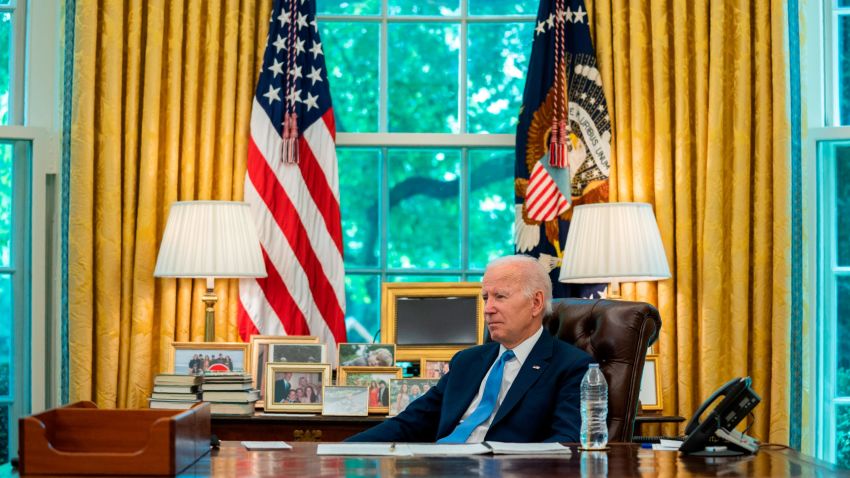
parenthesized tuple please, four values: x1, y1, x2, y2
(544, 298, 661, 442)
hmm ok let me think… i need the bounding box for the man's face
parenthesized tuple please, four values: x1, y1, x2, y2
(481, 262, 544, 349)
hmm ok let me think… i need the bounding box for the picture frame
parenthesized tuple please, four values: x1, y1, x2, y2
(269, 343, 327, 364)
(265, 363, 331, 413)
(639, 355, 663, 411)
(322, 386, 369, 417)
(248, 335, 320, 408)
(337, 343, 396, 368)
(336, 366, 403, 414)
(170, 342, 248, 374)
(419, 356, 452, 379)
(388, 378, 440, 416)
(380, 282, 484, 362)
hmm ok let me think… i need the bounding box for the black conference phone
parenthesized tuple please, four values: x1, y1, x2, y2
(679, 376, 761, 456)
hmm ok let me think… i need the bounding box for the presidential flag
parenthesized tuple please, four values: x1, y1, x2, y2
(238, 0, 347, 350)
(514, 0, 611, 298)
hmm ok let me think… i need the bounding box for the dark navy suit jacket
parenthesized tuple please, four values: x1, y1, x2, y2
(346, 331, 592, 443)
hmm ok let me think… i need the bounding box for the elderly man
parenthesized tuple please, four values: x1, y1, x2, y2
(346, 255, 592, 443)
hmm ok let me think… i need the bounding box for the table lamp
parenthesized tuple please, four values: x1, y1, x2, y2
(558, 202, 670, 298)
(154, 201, 267, 341)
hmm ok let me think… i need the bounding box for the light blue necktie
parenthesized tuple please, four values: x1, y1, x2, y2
(438, 349, 516, 444)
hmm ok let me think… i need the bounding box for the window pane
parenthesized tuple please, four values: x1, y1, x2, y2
(840, 14, 850, 125)
(322, 22, 380, 132)
(837, 276, 850, 396)
(344, 274, 381, 342)
(834, 143, 850, 265)
(466, 274, 483, 282)
(469, 0, 538, 16)
(841, 1, 850, 9)
(837, 405, 850, 469)
(388, 0, 459, 16)
(318, 0, 380, 15)
(0, 142, 11, 267)
(0, 274, 10, 400)
(388, 23, 459, 133)
(468, 149, 514, 268)
(387, 275, 461, 282)
(467, 22, 531, 133)
(0, 405, 7, 464)
(387, 149, 460, 268)
(339, 148, 380, 267)
(0, 13, 11, 126)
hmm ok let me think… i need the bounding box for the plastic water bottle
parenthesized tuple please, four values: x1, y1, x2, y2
(580, 450, 608, 477)
(580, 363, 609, 449)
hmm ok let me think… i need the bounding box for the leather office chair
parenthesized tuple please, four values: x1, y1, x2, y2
(543, 297, 661, 442)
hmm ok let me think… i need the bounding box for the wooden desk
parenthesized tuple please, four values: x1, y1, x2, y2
(212, 413, 685, 442)
(181, 442, 841, 477)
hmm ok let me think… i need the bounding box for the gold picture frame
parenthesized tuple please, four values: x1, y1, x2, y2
(170, 342, 249, 374)
(418, 350, 454, 379)
(337, 366, 402, 414)
(264, 362, 331, 413)
(639, 355, 663, 411)
(337, 343, 396, 368)
(322, 386, 370, 417)
(380, 282, 484, 362)
(388, 378, 440, 416)
(248, 335, 320, 408)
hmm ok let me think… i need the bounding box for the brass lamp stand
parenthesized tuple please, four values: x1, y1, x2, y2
(202, 277, 218, 342)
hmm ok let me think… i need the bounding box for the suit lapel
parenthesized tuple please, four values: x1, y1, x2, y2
(444, 344, 499, 429)
(490, 332, 554, 428)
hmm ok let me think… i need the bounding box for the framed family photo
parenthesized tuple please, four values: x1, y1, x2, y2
(171, 342, 248, 374)
(388, 378, 439, 416)
(265, 363, 331, 413)
(337, 343, 396, 368)
(269, 343, 327, 364)
(418, 350, 453, 379)
(249, 335, 319, 408)
(322, 386, 369, 417)
(380, 282, 484, 362)
(639, 355, 663, 411)
(337, 366, 402, 414)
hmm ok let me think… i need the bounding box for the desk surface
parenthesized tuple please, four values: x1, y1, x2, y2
(181, 441, 843, 477)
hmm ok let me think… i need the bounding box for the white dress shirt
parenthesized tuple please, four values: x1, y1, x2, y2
(459, 326, 544, 443)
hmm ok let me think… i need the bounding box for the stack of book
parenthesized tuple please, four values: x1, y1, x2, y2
(148, 374, 203, 410)
(202, 373, 259, 416)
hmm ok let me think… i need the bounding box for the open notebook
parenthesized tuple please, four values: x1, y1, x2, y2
(316, 442, 571, 456)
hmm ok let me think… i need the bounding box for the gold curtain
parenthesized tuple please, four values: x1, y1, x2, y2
(587, 0, 790, 443)
(69, 0, 272, 408)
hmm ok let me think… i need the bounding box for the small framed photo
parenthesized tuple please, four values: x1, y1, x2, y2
(269, 343, 327, 364)
(249, 335, 320, 408)
(388, 378, 440, 416)
(639, 355, 663, 411)
(171, 342, 248, 374)
(337, 366, 403, 414)
(265, 363, 331, 413)
(418, 351, 453, 379)
(337, 343, 396, 368)
(322, 386, 369, 417)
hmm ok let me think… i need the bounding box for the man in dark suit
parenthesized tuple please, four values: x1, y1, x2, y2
(274, 372, 293, 403)
(347, 255, 592, 443)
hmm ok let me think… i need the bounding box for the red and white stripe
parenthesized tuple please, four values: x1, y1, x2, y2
(238, 97, 347, 356)
(524, 161, 569, 221)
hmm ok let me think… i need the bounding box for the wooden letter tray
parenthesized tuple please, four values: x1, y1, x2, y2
(19, 401, 211, 475)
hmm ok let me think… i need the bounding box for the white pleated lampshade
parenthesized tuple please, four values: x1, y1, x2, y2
(559, 202, 670, 283)
(154, 201, 267, 279)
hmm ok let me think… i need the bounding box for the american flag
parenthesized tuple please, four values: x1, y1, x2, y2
(514, 0, 611, 298)
(238, 0, 347, 349)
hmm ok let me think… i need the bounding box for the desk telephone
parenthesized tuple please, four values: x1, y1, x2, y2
(679, 376, 761, 456)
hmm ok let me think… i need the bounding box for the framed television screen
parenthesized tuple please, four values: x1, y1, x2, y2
(380, 282, 484, 362)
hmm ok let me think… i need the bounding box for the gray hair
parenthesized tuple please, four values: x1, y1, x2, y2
(485, 255, 553, 315)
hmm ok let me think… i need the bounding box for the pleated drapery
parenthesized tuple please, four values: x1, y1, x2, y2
(69, 0, 272, 408)
(586, 0, 791, 444)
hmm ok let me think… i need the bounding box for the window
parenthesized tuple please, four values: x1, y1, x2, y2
(830, 0, 850, 125)
(317, 0, 536, 341)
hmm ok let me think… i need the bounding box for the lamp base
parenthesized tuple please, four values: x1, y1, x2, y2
(202, 288, 217, 342)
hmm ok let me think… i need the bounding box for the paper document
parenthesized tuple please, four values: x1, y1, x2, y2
(316, 443, 413, 456)
(651, 439, 683, 451)
(484, 442, 571, 455)
(241, 441, 292, 450)
(406, 444, 491, 456)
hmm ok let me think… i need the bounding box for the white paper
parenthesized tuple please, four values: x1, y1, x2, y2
(651, 439, 683, 451)
(484, 442, 571, 455)
(406, 443, 491, 456)
(316, 443, 413, 456)
(241, 441, 292, 450)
